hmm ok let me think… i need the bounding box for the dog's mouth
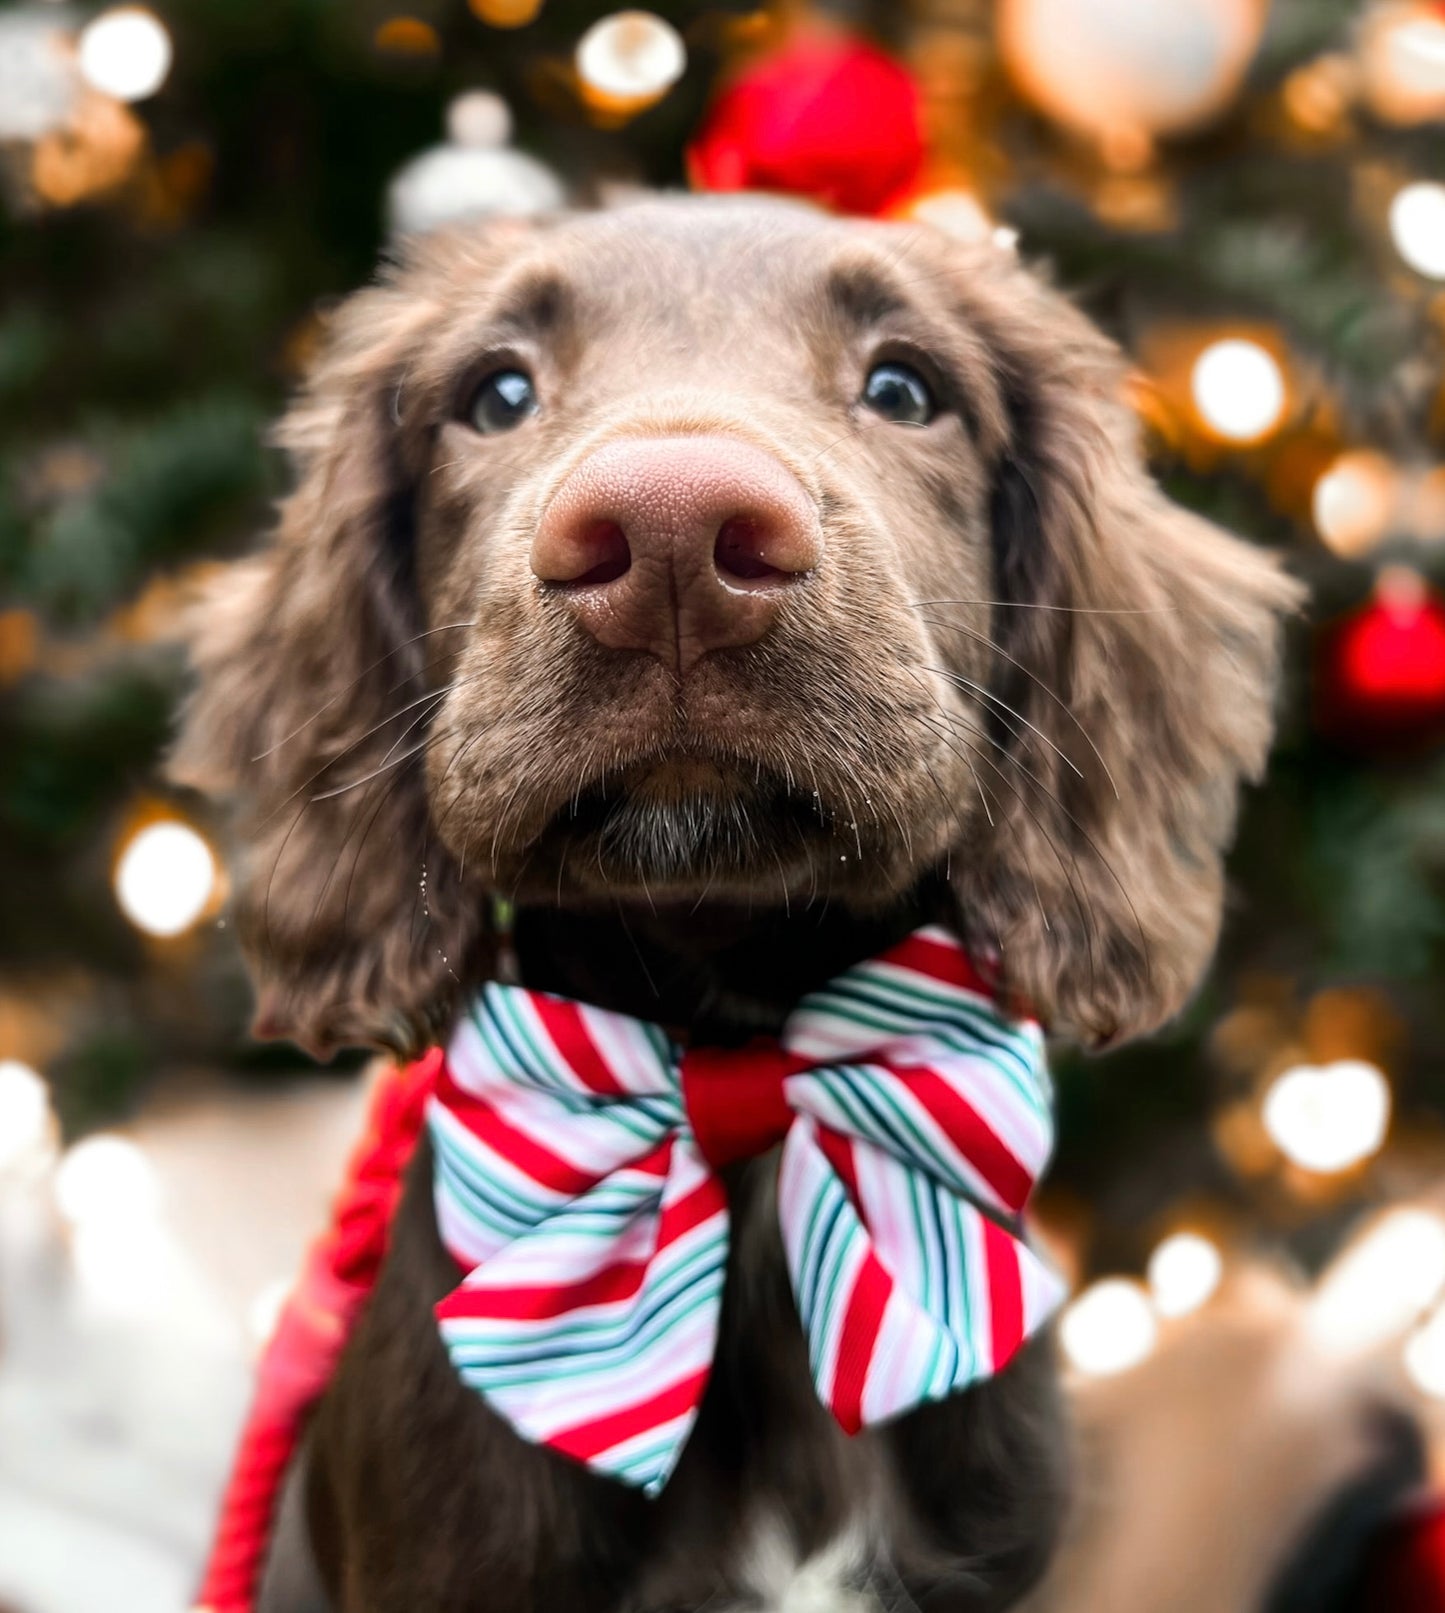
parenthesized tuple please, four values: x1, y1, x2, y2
(512, 754, 864, 903)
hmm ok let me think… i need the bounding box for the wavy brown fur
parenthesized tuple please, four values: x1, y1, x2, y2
(173, 197, 1301, 1611)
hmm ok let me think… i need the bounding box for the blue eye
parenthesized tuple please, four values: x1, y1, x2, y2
(469, 369, 539, 434)
(861, 362, 935, 425)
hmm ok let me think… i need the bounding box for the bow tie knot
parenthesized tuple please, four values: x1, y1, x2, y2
(427, 926, 1063, 1495)
(681, 1040, 806, 1169)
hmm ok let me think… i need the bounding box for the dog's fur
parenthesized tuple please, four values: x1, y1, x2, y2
(174, 198, 1300, 1611)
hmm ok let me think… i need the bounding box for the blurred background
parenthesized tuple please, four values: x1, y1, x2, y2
(5, 0, 1445, 1609)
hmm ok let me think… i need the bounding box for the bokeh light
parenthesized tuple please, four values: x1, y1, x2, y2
(1405, 1304, 1445, 1397)
(1059, 1278, 1158, 1376)
(1390, 181, 1445, 279)
(1190, 338, 1286, 443)
(0, 1058, 51, 1171)
(77, 7, 172, 103)
(1262, 1059, 1391, 1174)
(1147, 1232, 1223, 1319)
(576, 11, 685, 114)
(1361, 3, 1445, 125)
(1312, 450, 1398, 556)
(114, 819, 218, 938)
(469, 0, 545, 26)
(1310, 1207, 1445, 1354)
(54, 1133, 162, 1227)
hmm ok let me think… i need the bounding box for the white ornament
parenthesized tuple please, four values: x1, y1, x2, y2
(999, 0, 1265, 142)
(387, 94, 565, 237)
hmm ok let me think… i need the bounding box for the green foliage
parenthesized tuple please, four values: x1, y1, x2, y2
(1, 0, 1445, 1199)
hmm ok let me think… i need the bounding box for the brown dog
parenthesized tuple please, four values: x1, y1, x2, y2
(175, 197, 1298, 1612)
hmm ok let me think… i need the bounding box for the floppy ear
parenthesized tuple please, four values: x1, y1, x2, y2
(171, 272, 493, 1058)
(941, 252, 1304, 1047)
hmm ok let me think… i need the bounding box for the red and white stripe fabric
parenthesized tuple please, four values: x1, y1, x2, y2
(429, 925, 1063, 1495)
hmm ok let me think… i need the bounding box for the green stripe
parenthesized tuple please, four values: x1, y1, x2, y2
(450, 1270, 724, 1386)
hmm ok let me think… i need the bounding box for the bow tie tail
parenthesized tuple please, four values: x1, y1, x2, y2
(780, 1125, 1064, 1435)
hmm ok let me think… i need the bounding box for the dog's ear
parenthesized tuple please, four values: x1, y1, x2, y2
(941, 250, 1303, 1046)
(171, 266, 493, 1059)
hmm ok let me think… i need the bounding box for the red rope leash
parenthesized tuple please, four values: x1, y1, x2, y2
(194, 1049, 441, 1613)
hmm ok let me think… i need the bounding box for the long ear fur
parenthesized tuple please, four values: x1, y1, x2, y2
(943, 250, 1304, 1046)
(171, 275, 492, 1058)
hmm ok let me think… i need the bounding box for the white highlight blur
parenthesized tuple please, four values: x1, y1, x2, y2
(114, 819, 217, 937)
(54, 1133, 161, 1227)
(77, 7, 172, 102)
(0, 1058, 51, 1171)
(1310, 1207, 1445, 1355)
(1406, 1304, 1445, 1398)
(1059, 1278, 1158, 1376)
(575, 11, 685, 101)
(1190, 338, 1286, 442)
(1312, 451, 1397, 557)
(1391, 181, 1445, 279)
(246, 1277, 292, 1346)
(1262, 1059, 1390, 1174)
(1147, 1231, 1223, 1318)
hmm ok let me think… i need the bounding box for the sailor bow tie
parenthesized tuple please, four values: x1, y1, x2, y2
(427, 925, 1063, 1495)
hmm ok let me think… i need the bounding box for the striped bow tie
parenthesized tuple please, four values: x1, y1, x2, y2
(427, 926, 1063, 1496)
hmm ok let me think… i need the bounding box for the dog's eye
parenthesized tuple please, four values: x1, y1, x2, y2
(861, 362, 935, 426)
(468, 369, 539, 434)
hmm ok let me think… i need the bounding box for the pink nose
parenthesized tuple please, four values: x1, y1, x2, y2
(531, 436, 821, 678)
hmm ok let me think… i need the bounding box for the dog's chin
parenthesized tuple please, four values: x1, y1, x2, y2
(495, 758, 906, 909)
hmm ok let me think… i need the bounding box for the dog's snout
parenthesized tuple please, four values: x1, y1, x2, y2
(530, 436, 821, 677)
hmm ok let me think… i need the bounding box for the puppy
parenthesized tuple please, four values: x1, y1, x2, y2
(175, 197, 1298, 1612)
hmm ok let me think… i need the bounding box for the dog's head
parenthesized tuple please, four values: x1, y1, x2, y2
(174, 197, 1299, 1057)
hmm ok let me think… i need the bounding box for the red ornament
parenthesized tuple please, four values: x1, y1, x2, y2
(1315, 569, 1445, 752)
(1365, 1501, 1445, 1612)
(687, 32, 925, 217)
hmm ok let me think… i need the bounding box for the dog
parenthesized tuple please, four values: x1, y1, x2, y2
(174, 196, 1299, 1612)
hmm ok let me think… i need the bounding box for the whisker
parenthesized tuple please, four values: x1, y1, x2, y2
(914, 613, 1121, 800)
(920, 663, 1085, 781)
(250, 620, 475, 760)
(910, 596, 1180, 616)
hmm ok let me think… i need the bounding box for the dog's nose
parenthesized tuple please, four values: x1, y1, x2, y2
(530, 436, 821, 677)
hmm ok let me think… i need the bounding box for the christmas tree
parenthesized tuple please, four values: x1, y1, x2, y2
(5, 0, 1445, 1429)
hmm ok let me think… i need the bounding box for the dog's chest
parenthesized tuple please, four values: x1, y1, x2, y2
(626, 1157, 898, 1609)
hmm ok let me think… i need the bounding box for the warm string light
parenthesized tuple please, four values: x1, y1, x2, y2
(373, 16, 441, 58)
(1146, 1231, 1224, 1318)
(1059, 1277, 1158, 1377)
(1360, 2, 1445, 125)
(575, 11, 685, 118)
(1390, 180, 1445, 278)
(1261, 1058, 1391, 1175)
(1189, 337, 1287, 443)
(77, 7, 172, 103)
(1309, 1207, 1445, 1354)
(1312, 450, 1398, 556)
(469, 0, 545, 27)
(113, 817, 219, 938)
